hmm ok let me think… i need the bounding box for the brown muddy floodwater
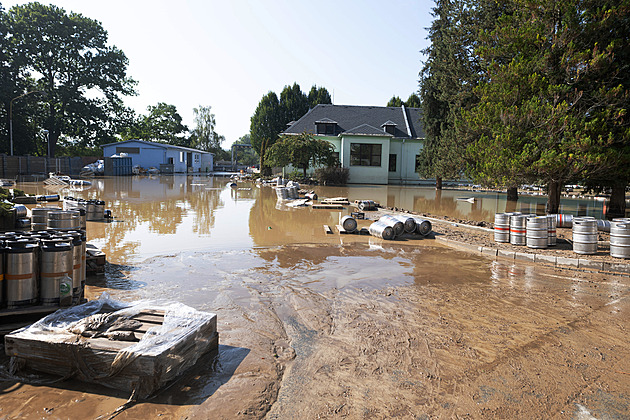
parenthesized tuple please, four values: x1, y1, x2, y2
(1, 175, 630, 419)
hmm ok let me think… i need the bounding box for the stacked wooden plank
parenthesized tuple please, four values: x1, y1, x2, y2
(5, 303, 218, 398)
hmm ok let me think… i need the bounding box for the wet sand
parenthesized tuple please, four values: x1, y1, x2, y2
(1, 177, 629, 419)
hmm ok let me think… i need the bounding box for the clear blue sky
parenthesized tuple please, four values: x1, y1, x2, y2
(3, 0, 434, 147)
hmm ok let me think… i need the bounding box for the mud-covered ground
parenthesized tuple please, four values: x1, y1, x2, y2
(1, 206, 630, 419)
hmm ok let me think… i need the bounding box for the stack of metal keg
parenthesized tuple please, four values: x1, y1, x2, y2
(495, 212, 557, 249)
(0, 229, 86, 309)
(369, 214, 432, 240)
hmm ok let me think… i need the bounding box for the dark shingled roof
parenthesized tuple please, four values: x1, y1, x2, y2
(344, 124, 393, 136)
(283, 104, 424, 138)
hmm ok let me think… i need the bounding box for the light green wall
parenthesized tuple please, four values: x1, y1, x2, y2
(340, 135, 390, 185)
(387, 138, 423, 184)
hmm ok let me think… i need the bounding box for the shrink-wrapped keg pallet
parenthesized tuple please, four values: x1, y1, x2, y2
(4, 297, 219, 398)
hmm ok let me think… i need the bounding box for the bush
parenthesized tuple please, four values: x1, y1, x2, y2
(314, 167, 349, 185)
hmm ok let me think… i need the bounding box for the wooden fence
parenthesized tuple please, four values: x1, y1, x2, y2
(0, 155, 100, 179)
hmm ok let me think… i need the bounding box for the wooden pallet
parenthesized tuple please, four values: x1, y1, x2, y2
(5, 307, 218, 398)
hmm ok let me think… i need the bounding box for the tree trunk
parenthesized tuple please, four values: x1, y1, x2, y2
(547, 181, 562, 214)
(435, 176, 443, 190)
(607, 183, 627, 220)
(506, 186, 518, 201)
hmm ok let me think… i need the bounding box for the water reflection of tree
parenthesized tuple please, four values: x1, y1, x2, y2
(71, 176, 225, 257)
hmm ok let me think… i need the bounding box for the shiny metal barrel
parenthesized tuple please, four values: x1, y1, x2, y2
(610, 221, 630, 259)
(413, 218, 432, 237)
(56, 232, 83, 300)
(572, 217, 598, 255)
(86, 200, 105, 221)
(39, 239, 73, 306)
(32, 207, 61, 231)
(510, 215, 528, 246)
(555, 214, 573, 228)
(526, 216, 548, 249)
(357, 200, 376, 211)
(378, 215, 404, 236)
(275, 187, 288, 200)
(80, 230, 87, 297)
(369, 221, 395, 240)
(48, 210, 80, 231)
(596, 219, 611, 233)
(13, 204, 27, 219)
(393, 215, 417, 233)
(341, 215, 358, 232)
(547, 215, 557, 246)
(494, 213, 511, 243)
(5, 241, 38, 308)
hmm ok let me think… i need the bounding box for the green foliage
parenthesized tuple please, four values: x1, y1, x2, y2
(387, 96, 403, 107)
(122, 102, 189, 146)
(464, 0, 630, 211)
(233, 134, 259, 166)
(190, 105, 225, 153)
(387, 94, 421, 108)
(307, 85, 332, 108)
(3, 2, 136, 156)
(264, 132, 335, 177)
(250, 83, 333, 174)
(314, 166, 349, 186)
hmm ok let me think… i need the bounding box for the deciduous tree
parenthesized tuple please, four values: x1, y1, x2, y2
(265, 132, 335, 178)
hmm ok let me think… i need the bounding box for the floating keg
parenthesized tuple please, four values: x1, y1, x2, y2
(596, 219, 611, 233)
(547, 215, 557, 246)
(572, 217, 598, 255)
(357, 200, 377, 211)
(36, 194, 60, 202)
(341, 215, 358, 232)
(393, 215, 417, 233)
(413, 218, 432, 237)
(510, 215, 529, 246)
(378, 215, 404, 236)
(555, 214, 573, 228)
(86, 200, 105, 221)
(369, 221, 395, 240)
(48, 210, 80, 231)
(5, 241, 38, 308)
(610, 221, 630, 259)
(494, 213, 511, 243)
(39, 239, 73, 306)
(526, 216, 549, 249)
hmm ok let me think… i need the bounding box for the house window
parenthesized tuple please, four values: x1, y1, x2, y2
(180, 152, 184, 163)
(194, 154, 200, 163)
(168, 157, 174, 164)
(350, 143, 382, 167)
(316, 123, 336, 135)
(116, 147, 140, 154)
(389, 154, 397, 172)
(415, 155, 421, 171)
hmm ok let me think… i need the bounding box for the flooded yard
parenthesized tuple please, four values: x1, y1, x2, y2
(1, 175, 629, 419)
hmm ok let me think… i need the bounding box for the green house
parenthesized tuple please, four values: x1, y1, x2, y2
(283, 104, 424, 184)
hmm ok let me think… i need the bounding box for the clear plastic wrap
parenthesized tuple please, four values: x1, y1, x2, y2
(4, 293, 219, 397)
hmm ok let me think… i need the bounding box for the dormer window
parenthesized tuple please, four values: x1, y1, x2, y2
(315, 118, 338, 135)
(381, 121, 397, 135)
